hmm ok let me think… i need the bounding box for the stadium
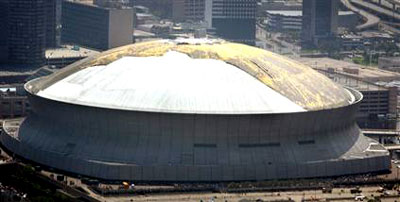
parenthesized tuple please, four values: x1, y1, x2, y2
(1, 39, 390, 182)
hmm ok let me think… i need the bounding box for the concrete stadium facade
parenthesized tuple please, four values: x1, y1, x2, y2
(0, 39, 390, 182)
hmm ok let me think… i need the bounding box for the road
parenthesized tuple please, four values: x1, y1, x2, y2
(104, 187, 400, 202)
(271, 33, 301, 56)
(256, 25, 281, 52)
(256, 25, 300, 56)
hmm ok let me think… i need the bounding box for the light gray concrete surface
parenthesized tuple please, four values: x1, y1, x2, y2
(0, 87, 391, 182)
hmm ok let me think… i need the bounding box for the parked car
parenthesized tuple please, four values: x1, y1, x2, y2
(354, 194, 366, 201)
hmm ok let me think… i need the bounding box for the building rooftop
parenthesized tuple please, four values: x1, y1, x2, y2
(2, 118, 23, 138)
(45, 45, 100, 59)
(360, 31, 393, 39)
(266, 10, 302, 16)
(68, 0, 94, 6)
(0, 87, 16, 93)
(38, 51, 307, 114)
(266, 10, 355, 17)
(296, 57, 400, 82)
(0, 69, 36, 77)
(28, 39, 355, 112)
(134, 30, 155, 37)
(65, 0, 131, 9)
(317, 70, 386, 91)
(340, 34, 364, 40)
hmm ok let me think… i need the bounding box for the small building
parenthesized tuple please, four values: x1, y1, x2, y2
(0, 85, 29, 119)
(265, 10, 302, 32)
(339, 34, 364, 50)
(361, 31, 394, 43)
(379, 57, 400, 72)
(266, 10, 358, 32)
(298, 57, 400, 129)
(137, 24, 171, 35)
(135, 13, 158, 26)
(317, 68, 398, 129)
(45, 45, 99, 68)
(261, 0, 302, 11)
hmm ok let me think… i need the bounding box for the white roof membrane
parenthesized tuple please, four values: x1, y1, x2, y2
(37, 51, 305, 114)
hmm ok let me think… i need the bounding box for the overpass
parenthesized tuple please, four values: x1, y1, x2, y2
(386, 0, 400, 6)
(362, 130, 400, 151)
(379, 22, 400, 34)
(363, 129, 399, 137)
(341, 0, 381, 30)
(351, 0, 400, 21)
(346, 0, 400, 33)
(383, 144, 400, 150)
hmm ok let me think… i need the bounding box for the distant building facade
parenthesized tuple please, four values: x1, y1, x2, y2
(211, 0, 257, 45)
(7, 0, 46, 66)
(0, 85, 29, 119)
(0, 0, 47, 67)
(173, 0, 208, 22)
(62, 0, 134, 51)
(0, 0, 58, 67)
(172, 0, 185, 21)
(171, 0, 256, 45)
(266, 10, 357, 33)
(302, 0, 339, 46)
(0, 1, 9, 62)
(379, 57, 400, 72)
(317, 67, 398, 129)
(45, 0, 58, 48)
(359, 87, 397, 118)
(265, 10, 302, 32)
(339, 34, 364, 50)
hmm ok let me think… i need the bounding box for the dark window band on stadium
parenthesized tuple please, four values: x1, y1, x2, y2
(238, 143, 281, 148)
(298, 140, 316, 145)
(194, 143, 217, 148)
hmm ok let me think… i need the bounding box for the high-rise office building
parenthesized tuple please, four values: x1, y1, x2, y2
(302, 0, 339, 46)
(171, 0, 256, 45)
(45, 0, 58, 48)
(173, 0, 208, 22)
(0, 0, 58, 67)
(172, 0, 185, 21)
(62, 0, 133, 51)
(211, 0, 257, 45)
(0, 1, 9, 62)
(7, 0, 46, 67)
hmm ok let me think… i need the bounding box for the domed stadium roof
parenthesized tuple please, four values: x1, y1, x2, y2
(27, 39, 354, 114)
